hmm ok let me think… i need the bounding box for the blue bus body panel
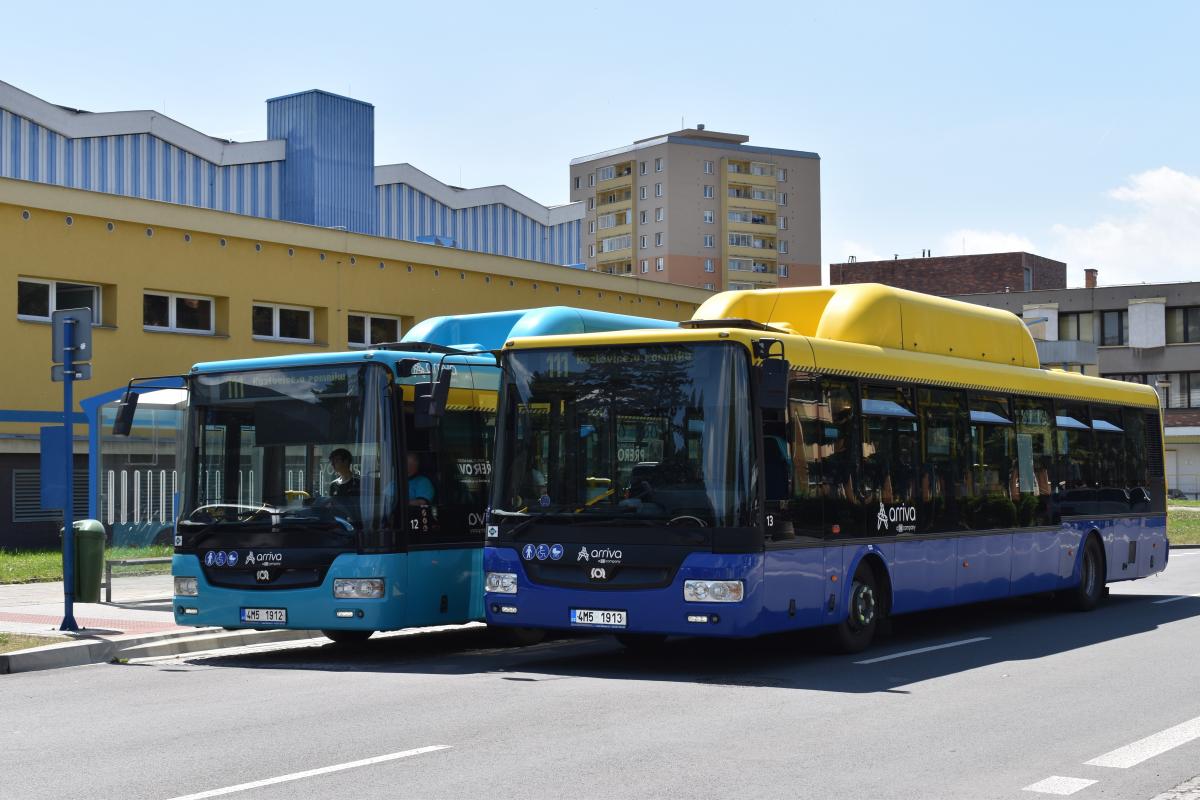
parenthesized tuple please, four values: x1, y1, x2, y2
(485, 516, 1168, 638)
(173, 551, 482, 631)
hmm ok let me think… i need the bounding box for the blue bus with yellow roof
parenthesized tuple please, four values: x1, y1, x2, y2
(114, 306, 672, 643)
(483, 284, 1169, 651)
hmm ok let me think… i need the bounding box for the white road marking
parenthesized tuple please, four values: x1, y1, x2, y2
(853, 636, 990, 665)
(1152, 593, 1200, 605)
(162, 745, 451, 800)
(1022, 776, 1098, 795)
(1085, 714, 1200, 769)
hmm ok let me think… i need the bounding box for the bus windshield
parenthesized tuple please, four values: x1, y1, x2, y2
(493, 342, 755, 528)
(181, 363, 395, 547)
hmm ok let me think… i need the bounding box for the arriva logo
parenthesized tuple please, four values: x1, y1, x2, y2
(576, 547, 623, 563)
(245, 551, 284, 566)
(877, 502, 917, 533)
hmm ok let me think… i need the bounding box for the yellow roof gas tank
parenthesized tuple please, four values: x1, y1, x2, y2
(692, 283, 1041, 368)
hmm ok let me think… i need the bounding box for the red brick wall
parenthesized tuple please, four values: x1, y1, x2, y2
(829, 252, 1066, 295)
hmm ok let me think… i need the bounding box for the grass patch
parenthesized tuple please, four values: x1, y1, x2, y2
(0, 632, 68, 654)
(1170, 509, 1200, 545)
(0, 545, 173, 585)
(1170, 498, 1200, 508)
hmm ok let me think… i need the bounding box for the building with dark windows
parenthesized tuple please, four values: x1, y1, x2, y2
(952, 276, 1200, 498)
(831, 251, 1067, 295)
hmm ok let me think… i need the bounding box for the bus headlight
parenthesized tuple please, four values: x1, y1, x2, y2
(485, 572, 518, 594)
(174, 576, 199, 597)
(333, 578, 385, 599)
(684, 580, 744, 603)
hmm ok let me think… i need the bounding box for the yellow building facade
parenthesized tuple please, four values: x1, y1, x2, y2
(0, 177, 708, 545)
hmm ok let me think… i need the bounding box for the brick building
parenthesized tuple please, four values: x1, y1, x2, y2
(830, 252, 1066, 295)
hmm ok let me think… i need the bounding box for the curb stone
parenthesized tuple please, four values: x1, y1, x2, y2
(0, 627, 320, 674)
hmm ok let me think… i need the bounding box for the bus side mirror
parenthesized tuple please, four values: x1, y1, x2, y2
(112, 390, 139, 436)
(413, 369, 452, 429)
(757, 359, 789, 410)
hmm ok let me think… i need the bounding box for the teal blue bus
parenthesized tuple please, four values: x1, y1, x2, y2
(114, 307, 673, 643)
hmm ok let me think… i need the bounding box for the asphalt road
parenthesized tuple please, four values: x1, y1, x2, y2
(4, 552, 1200, 800)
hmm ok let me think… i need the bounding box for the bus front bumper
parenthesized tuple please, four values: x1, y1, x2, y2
(482, 547, 765, 638)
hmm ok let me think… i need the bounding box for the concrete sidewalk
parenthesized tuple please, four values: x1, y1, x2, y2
(0, 574, 325, 674)
(0, 574, 182, 637)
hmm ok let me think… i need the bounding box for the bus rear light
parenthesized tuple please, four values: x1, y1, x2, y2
(333, 579, 384, 599)
(486, 572, 518, 594)
(174, 576, 199, 596)
(684, 580, 744, 603)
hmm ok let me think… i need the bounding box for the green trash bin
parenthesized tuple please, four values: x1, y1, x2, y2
(72, 519, 106, 603)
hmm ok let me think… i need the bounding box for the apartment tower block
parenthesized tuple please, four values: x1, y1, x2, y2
(569, 128, 820, 291)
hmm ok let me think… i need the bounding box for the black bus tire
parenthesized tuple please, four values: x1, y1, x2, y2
(322, 629, 374, 645)
(828, 564, 879, 654)
(1065, 536, 1105, 612)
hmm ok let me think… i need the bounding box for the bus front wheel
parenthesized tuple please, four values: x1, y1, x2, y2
(828, 565, 879, 654)
(322, 629, 374, 645)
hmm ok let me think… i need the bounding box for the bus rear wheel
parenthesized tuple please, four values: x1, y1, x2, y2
(1064, 536, 1105, 612)
(828, 565, 879, 654)
(322, 629, 374, 645)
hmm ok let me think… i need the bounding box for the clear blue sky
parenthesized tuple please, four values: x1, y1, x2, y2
(4, 1, 1198, 285)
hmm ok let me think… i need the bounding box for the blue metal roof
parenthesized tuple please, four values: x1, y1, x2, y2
(403, 306, 677, 351)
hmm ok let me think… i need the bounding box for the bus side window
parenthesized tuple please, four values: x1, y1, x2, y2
(1090, 405, 1127, 500)
(964, 394, 1017, 530)
(917, 388, 967, 533)
(785, 377, 823, 538)
(1014, 397, 1055, 526)
(1122, 409, 1149, 509)
(860, 384, 918, 535)
(820, 379, 859, 538)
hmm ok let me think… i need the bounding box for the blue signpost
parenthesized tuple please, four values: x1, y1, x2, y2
(50, 308, 93, 632)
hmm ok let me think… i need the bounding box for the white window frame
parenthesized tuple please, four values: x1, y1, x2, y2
(639, 210, 648, 224)
(704, 258, 715, 272)
(703, 210, 714, 224)
(703, 185, 714, 198)
(703, 234, 715, 248)
(779, 264, 789, 278)
(704, 160, 714, 174)
(654, 183, 663, 197)
(347, 312, 403, 348)
(574, 176, 580, 189)
(654, 157, 663, 172)
(655, 232, 664, 247)
(778, 216, 788, 230)
(17, 277, 102, 323)
(588, 221, 596, 234)
(655, 257, 664, 271)
(776, 168, 787, 181)
(655, 207, 665, 222)
(589, 244, 596, 257)
(640, 259, 649, 274)
(587, 197, 595, 210)
(588, 173, 595, 187)
(639, 161, 647, 175)
(143, 291, 215, 335)
(778, 192, 788, 206)
(778, 240, 788, 254)
(639, 186, 647, 200)
(639, 235, 648, 249)
(253, 302, 314, 344)
(703, 282, 715, 291)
